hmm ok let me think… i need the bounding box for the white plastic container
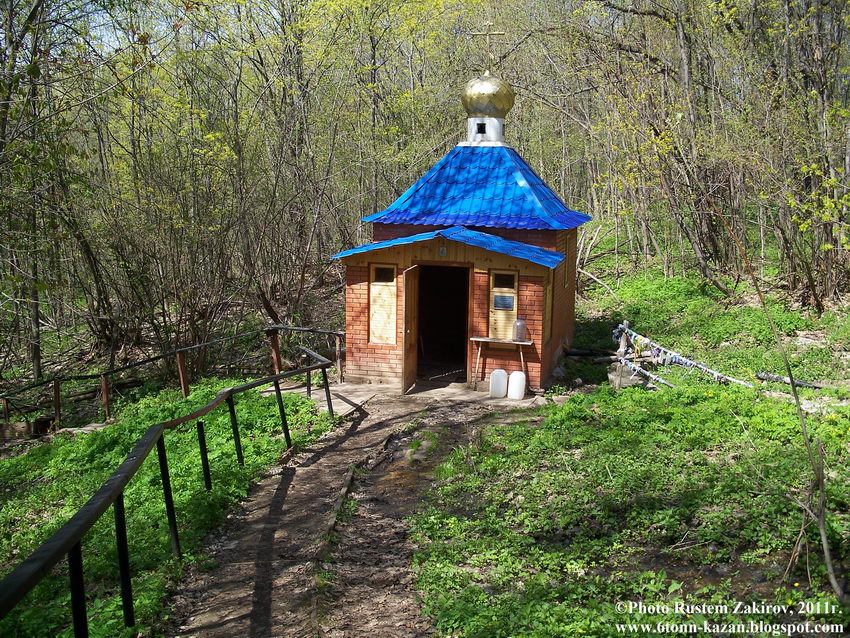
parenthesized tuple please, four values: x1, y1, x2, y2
(489, 369, 508, 398)
(507, 371, 526, 400)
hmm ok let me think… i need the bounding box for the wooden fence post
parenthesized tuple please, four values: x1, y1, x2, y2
(52, 379, 62, 428)
(614, 320, 629, 391)
(335, 335, 342, 384)
(268, 329, 283, 375)
(100, 375, 111, 421)
(176, 351, 190, 398)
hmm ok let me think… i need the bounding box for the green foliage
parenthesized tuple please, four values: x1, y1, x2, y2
(575, 270, 847, 386)
(415, 270, 849, 636)
(412, 386, 850, 636)
(0, 378, 335, 636)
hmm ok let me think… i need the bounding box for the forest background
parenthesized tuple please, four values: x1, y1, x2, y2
(1, 0, 848, 384)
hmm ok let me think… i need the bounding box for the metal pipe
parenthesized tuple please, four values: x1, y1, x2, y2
(273, 380, 292, 449)
(156, 435, 181, 557)
(68, 542, 88, 637)
(113, 493, 135, 627)
(226, 397, 244, 467)
(196, 421, 212, 490)
(335, 335, 342, 383)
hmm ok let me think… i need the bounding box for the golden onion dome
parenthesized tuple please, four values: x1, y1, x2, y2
(461, 71, 515, 118)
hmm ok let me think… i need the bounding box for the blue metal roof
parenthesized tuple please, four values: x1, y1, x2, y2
(331, 226, 565, 269)
(362, 145, 592, 230)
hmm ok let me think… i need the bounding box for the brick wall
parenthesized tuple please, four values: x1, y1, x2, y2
(348, 225, 579, 391)
(470, 272, 545, 388)
(344, 265, 403, 387)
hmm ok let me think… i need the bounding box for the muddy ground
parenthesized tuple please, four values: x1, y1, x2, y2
(314, 399, 497, 637)
(163, 391, 509, 638)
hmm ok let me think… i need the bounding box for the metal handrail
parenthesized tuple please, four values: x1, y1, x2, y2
(0, 346, 336, 635)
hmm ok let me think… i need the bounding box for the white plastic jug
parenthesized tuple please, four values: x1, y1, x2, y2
(489, 369, 508, 398)
(507, 371, 526, 400)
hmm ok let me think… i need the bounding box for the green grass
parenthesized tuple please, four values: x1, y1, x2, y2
(411, 270, 850, 637)
(0, 377, 335, 637)
(569, 270, 849, 394)
(411, 386, 850, 637)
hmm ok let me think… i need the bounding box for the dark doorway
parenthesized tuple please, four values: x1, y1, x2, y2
(417, 265, 469, 383)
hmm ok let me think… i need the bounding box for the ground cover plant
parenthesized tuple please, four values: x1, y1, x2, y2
(412, 273, 850, 637)
(0, 378, 335, 636)
(412, 386, 850, 637)
(569, 269, 850, 394)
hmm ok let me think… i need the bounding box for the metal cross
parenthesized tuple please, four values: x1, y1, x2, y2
(469, 21, 505, 72)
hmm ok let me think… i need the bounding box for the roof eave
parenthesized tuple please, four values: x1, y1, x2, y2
(331, 226, 565, 269)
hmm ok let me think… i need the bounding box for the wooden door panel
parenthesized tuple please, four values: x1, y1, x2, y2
(402, 265, 419, 394)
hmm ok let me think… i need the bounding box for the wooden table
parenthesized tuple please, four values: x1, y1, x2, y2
(470, 336, 533, 386)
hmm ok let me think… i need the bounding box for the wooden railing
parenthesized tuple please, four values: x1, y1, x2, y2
(0, 325, 345, 427)
(0, 345, 337, 637)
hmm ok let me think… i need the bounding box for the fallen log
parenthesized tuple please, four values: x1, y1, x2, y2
(564, 348, 615, 357)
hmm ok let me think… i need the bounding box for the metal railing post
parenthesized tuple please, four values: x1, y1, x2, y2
(226, 396, 244, 467)
(0, 329, 349, 629)
(321, 368, 334, 418)
(68, 542, 88, 637)
(335, 335, 342, 383)
(273, 380, 292, 449)
(196, 421, 212, 490)
(156, 435, 181, 557)
(113, 493, 135, 627)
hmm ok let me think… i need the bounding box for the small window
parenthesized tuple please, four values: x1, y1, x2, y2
(373, 267, 395, 283)
(493, 273, 515, 290)
(476, 122, 487, 134)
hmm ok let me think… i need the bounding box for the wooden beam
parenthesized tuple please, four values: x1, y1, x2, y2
(176, 351, 190, 398)
(52, 379, 61, 429)
(100, 375, 111, 421)
(268, 330, 283, 375)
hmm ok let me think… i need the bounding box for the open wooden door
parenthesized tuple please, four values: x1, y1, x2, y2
(402, 265, 420, 394)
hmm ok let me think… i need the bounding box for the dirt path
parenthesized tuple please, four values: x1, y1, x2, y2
(315, 400, 495, 638)
(166, 392, 500, 638)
